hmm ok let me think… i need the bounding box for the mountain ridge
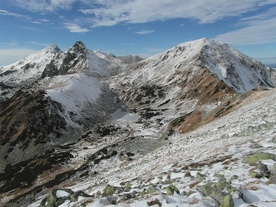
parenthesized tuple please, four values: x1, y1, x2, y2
(0, 38, 275, 206)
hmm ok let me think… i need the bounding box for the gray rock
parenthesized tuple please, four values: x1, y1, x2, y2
(39, 189, 92, 207)
(196, 178, 234, 207)
(269, 164, 276, 184)
(242, 152, 276, 166)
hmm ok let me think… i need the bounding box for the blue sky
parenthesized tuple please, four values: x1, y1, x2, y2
(0, 0, 276, 66)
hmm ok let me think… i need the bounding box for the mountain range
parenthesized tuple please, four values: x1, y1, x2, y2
(0, 38, 275, 207)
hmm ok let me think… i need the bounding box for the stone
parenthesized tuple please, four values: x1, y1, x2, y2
(147, 185, 156, 194)
(196, 184, 213, 197)
(196, 172, 205, 180)
(147, 199, 162, 207)
(242, 152, 276, 166)
(166, 187, 174, 195)
(269, 165, 276, 184)
(39, 189, 92, 207)
(249, 169, 263, 179)
(221, 194, 234, 207)
(229, 175, 239, 183)
(196, 180, 234, 207)
(103, 184, 116, 196)
(166, 184, 180, 195)
(258, 162, 270, 178)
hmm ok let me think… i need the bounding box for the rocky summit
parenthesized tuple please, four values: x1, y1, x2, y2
(0, 38, 275, 207)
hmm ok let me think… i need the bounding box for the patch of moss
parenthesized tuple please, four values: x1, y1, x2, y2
(242, 152, 276, 166)
(103, 184, 116, 196)
(166, 184, 180, 195)
(196, 172, 205, 180)
(249, 170, 263, 178)
(221, 194, 234, 207)
(197, 179, 235, 207)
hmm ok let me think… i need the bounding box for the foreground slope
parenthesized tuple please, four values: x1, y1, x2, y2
(26, 88, 276, 207)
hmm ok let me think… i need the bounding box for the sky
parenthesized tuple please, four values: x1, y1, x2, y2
(0, 0, 276, 67)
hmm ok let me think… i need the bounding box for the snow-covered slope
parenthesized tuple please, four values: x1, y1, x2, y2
(25, 88, 276, 207)
(114, 38, 274, 93)
(0, 42, 124, 100)
(0, 41, 125, 128)
(0, 45, 62, 85)
(0, 45, 62, 101)
(37, 42, 125, 129)
(109, 38, 275, 135)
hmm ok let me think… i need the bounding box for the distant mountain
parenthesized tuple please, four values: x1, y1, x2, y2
(0, 38, 275, 206)
(112, 38, 273, 93)
(118, 55, 143, 64)
(0, 42, 126, 200)
(109, 38, 275, 133)
(0, 45, 62, 101)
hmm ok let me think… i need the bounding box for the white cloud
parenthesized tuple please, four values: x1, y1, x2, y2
(79, 0, 276, 26)
(12, 0, 276, 25)
(0, 48, 38, 66)
(135, 29, 154, 35)
(0, 9, 52, 26)
(64, 22, 90, 33)
(0, 9, 25, 17)
(12, 0, 78, 12)
(215, 16, 276, 45)
(50, 0, 77, 10)
(258, 0, 276, 6)
(9, 0, 276, 47)
(30, 18, 51, 24)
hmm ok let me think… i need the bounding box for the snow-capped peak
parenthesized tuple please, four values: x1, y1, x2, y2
(43, 44, 63, 54)
(123, 38, 274, 93)
(67, 41, 87, 54)
(0, 44, 62, 85)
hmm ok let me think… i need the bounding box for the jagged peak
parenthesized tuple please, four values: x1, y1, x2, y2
(68, 41, 87, 54)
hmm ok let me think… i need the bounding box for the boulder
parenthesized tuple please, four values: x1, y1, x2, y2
(196, 178, 234, 207)
(39, 189, 91, 207)
(166, 184, 180, 195)
(269, 164, 276, 184)
(242, 152, 276, 166)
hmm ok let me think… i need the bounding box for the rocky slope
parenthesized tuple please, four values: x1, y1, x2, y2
(29, 88, 276, 207)
(0, 45, 62, 102)
(0, 38, 275, 206)
(109, 38, 274, 134)
(0, 42, 127, 205)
